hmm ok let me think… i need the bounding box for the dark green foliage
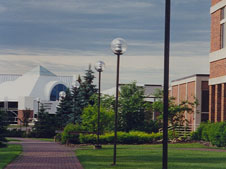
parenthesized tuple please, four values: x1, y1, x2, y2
(142, 120, 161, 133)
(0, 110, 8, 143)
(70, 83, 82, 124)
(32, 105, 56, 138)
(79, 65, 97, 108)
(61, 123, 82, 144)
(79, 131, 163, 144)
(192, 122, 226, 147)
(4, 129, 25, 137)
(118, 82, 151, 132)
(56, 88, 73, 129)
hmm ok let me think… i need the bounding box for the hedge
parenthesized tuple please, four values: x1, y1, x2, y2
(69, 131, 162, 144)
(191, 122, 226, 147)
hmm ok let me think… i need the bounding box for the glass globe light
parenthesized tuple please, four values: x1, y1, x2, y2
(36, 97, 40, 102)
(72, 81, 80, 88)
(59, 91, 66, 98)
(111, 38, 127, 55)
(95, 61, 105, 72)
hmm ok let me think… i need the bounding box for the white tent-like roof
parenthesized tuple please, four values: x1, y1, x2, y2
(0, 65, 70, 101)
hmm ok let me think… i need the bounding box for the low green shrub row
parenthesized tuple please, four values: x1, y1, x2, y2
(57, 124, 163, 144)
(4, 129, 25, 137)
(79, 131, 162, 144)
(191, 122, 226, 147)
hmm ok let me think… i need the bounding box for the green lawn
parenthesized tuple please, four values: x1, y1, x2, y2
(0, 144, 22, 169)
(76, 143, 226, 169)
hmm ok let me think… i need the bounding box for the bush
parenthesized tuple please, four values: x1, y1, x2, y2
(79, 131, 163, 144)
(4, 129, 25, 137)
(55, 133, 62, 142)
(192, 122, 226, 147)
(61, 123, 82, 144)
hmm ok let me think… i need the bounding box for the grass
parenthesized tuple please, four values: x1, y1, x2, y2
(6, 138, 21, 142)
(0, 144, 22, 169)
(76, 143, 226, 169)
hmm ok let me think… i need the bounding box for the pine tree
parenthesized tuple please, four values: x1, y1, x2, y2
(70, 83, 82, 124)
(79, 65, 97, 108)
(33, 105, 56, 138)
(0, 109, 8, 145)
(56, 88, 73, 129)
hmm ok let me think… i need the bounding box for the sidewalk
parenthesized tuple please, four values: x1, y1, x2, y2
(5, 138, 84, 169)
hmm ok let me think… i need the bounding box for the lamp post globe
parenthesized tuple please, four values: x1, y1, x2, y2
(111, 37, 127, 165)
(59, 91, 66, 100)
(95, 61, 105, 72)
(111, 38, 127, 55)
(72, 81, 80, 88)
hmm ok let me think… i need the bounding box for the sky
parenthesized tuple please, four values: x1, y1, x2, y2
(0, 0, 211, 90)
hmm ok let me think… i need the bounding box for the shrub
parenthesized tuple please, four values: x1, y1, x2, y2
(55, 133, 62, 142)
(4, 129, 25, 137)
(79, 131, 163, 144)
(61, 123, 82, 144)
(192, 122, 226, 147)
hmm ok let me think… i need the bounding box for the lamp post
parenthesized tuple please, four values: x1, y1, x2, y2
(163, 0, 171, 169)
(36, 97, 40, 119)
(94, 61, 105, 149)
(111, 38, 127, 165)
(59, 91, 66, 129)
(72, 81, 80, 124)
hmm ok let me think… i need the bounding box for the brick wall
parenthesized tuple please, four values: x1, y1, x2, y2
(212, 0, 222, 6)
(171, 81, 196, 128)
(210, 9, 221, 52)
(210, 59, 226, 78)
(179, 83, 186, 102)
(172, 85, 178, 104)
(18, 110, 33, 125)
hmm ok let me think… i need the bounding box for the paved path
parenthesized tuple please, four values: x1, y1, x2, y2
(5, 138, 84, 169)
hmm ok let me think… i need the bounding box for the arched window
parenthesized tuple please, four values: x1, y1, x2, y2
(50, 84, 67, 101)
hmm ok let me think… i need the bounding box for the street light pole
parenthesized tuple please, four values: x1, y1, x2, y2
(95, 61, 105, 149)
(163, 0, 171, 169)
(111, 38, 127, 165)
(113, 53, 120, 165)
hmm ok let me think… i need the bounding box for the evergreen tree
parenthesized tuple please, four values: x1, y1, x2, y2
(79, 65, 97, 108)
(56, 88, 73, 129)
(32, 105, 56, 138)
(0, 109, 8, 145)
(70, 82, 82, 124)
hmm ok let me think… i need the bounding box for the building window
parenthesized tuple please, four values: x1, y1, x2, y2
(201, 113, 209, 122)
(201, 90, 209, 112)
(50, 84, 67, 101)
(8, 102, 18, 109)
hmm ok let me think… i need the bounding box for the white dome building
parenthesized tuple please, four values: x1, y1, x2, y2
(0, 65, 75, 124)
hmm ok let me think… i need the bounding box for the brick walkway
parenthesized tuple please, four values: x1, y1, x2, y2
(5, 138, 84, 169)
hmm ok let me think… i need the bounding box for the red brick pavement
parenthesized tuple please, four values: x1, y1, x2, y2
(5, 138, 84, 169)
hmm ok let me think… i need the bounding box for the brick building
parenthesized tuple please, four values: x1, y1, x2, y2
(170, 75, 209, 131)
(209, 0, 226, 122)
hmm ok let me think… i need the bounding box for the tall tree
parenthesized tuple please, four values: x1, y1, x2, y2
(0, 109, 8, 145)
(33, 105, 56, 138)
(70, 82, 82, 124)
(118, 82, 151, 132)
(79, 65, 97, 108)
(56, 88, 72, 129)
